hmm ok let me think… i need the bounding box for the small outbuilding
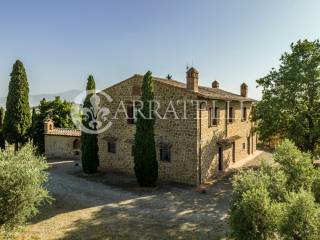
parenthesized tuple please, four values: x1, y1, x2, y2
(44, 119, 81, 159)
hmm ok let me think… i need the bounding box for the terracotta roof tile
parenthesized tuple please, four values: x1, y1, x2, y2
(45, 128, 81, 137)
(153, 77, 256, 102)
(104, 74, 257, 102)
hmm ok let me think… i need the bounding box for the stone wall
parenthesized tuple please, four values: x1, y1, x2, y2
(98, 75, 199, 185)
(97, 75, 257, 185)
(199, 100, 256, 183)
(44, 135, 81, 159)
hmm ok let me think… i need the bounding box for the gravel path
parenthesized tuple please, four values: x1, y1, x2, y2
(24, 151, 271, 240)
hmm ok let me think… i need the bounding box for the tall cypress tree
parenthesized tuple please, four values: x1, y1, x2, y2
(0, 107, 5, 149)
(3, 60, 31, 150)
(81, 75, 99, 173)
(134, 71, 158, 187)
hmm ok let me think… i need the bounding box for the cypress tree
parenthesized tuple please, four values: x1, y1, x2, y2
(0, 107, 5, 149)
(134, 71, 158, 187)
(3, 60, 31, 150)
(81, 75, 99, 173)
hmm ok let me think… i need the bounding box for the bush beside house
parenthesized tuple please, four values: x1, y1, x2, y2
(0, 143, 51, 235)
(230, 139, 320, 240)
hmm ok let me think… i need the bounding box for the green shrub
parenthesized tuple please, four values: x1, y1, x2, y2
(230, 187, 282, 240)
(312, 170, 320, 204)
(230, 140, 320, 239)
(260, 163, 288, 202)
(0, 143, 51, 231)
(232, 164, 287, 204)
(231, 169, 269, 204)
(274, 139, 315, 192)
(280, 191, 320, 240)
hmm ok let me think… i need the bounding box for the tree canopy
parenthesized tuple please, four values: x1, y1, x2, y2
(31, 96, 74, 153)
(3, 60, 31, 150)
(253, 39, 320, 154)
(134, 71, 158, 187)
(81, 75, 99, 173)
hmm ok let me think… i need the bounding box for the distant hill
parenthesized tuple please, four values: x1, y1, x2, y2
(0, 89, 82, 107)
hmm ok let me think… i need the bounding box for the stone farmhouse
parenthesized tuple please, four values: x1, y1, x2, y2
(98, 67, 257, 185)
(44, 119, 81, 159)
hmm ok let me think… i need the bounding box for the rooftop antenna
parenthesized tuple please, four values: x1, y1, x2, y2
(186, 60, 194, 71)
(185, 62, 190, 70)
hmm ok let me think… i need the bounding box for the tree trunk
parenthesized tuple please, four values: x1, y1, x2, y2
(14, 142, 19, 152)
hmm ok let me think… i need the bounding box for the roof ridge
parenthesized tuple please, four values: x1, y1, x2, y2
(103, 74, 256, 102)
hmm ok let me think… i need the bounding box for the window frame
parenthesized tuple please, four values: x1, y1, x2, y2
(228, 107, 234, 123)
(107, 141, 116, 154)
(210, 107, 220, 126)
(160, 146, 171, 162)
(242, 107, 247, 121)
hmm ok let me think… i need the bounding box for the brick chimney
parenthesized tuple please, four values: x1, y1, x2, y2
(44, 119, 54, 134)
(212, 80, 219, 88)
(240, 83, 248, 97)
(186, 67, 199, 92)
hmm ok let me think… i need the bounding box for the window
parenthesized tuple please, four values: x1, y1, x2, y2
(210, 107, 220, 126)
(73, 139, 80, 149)
(108, 141, 116, 153)
(160, 146, 171, 162)
(228, 107, 233, 123)
(242, 107, 247, 121)
(242, 143, 246, 150)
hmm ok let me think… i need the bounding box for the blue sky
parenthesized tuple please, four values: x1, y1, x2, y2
(0, 0, 319, 100)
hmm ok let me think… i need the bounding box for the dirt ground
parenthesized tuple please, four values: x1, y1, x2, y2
(20, 151, 273, 240)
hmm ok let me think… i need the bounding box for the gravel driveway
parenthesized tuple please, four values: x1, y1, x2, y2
(24, 151, 271, 240)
